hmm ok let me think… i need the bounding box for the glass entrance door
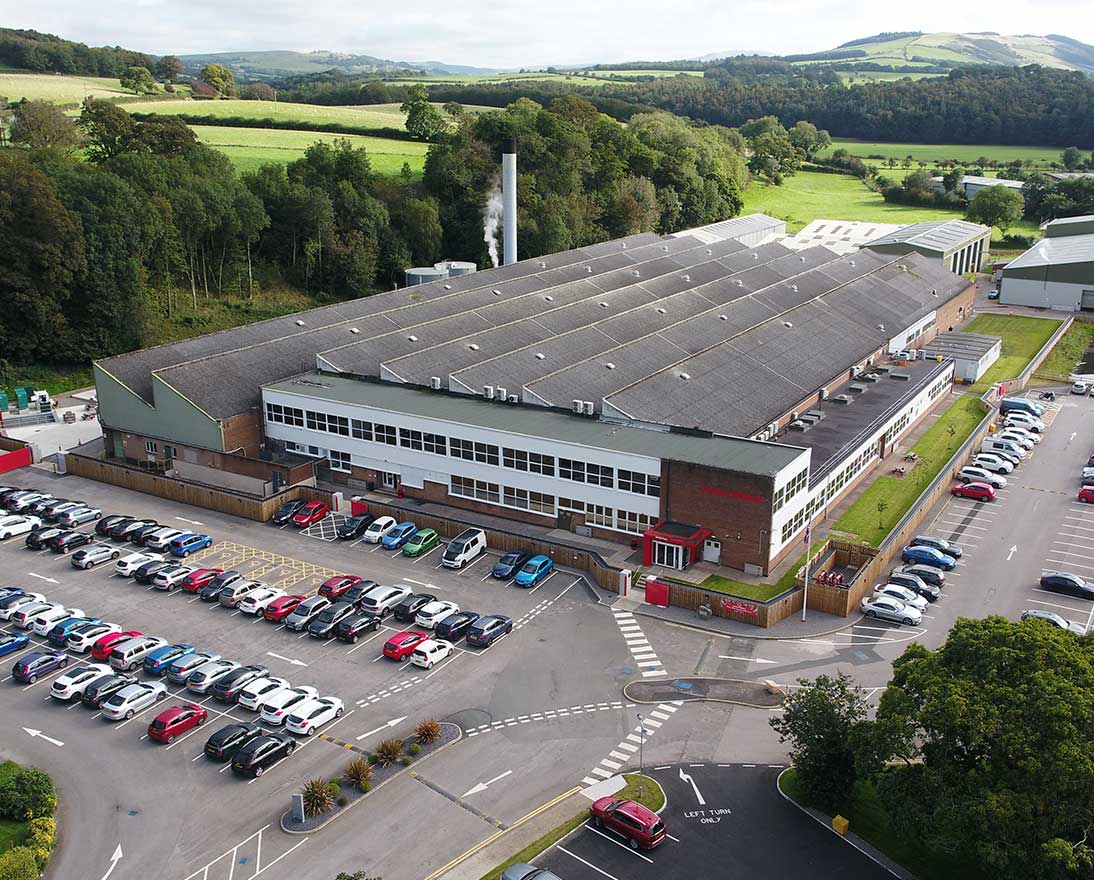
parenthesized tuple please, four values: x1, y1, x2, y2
(653, 540, 683, 570)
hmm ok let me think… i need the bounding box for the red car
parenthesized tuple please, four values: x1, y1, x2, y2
(180, 568, 223, 594)
(589, 797, 667, 850)
(382, 630, 429, 661)
(1079, 486, 1094, 504)
(264, 594, 307, 622)
(292, 501, 330, 528)
(91, 630, 142, 662)
(318, 575, 364, 600)
(951, 481, 995, 502)
(148, 703, 208, 744)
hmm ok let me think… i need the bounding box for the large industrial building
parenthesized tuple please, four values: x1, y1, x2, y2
(95, 213, 973, 575)
(999, 215, 1094, 311)
(863, 219, 991, 277)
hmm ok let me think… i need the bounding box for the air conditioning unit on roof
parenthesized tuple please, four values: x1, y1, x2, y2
(573, 399, 583, 414)
(507, 394, 520, 404)
(430, 376, 442, 390)
(496, 386, 508, 401)
(582, 401, 594, 416)
(483, 385, 495, 400)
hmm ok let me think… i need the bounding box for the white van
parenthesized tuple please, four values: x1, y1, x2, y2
(441, 528, 487, 569)
(980, 437, 1025, 462)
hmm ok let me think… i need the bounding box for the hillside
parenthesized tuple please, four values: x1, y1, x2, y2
(177, 50, 495, 80)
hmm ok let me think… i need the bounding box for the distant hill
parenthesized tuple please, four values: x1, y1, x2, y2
(177, 50, 497, 80)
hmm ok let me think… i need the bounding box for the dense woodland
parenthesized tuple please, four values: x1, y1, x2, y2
(0, 27, 154, 77)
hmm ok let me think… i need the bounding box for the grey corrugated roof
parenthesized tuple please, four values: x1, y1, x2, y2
(673, 213, 785, 244)
(922, 332, 1001, 360)
(264, 372, 805, 476)
(1043, 215, 1094, 238)
(864, 219, 990, 254)
(1003, 233, 1094, 270)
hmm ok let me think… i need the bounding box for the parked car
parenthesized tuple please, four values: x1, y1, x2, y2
(133, 559, 173, 584)
(0, 632, 30, 657)
(186, 659, 241, 694)
(956, 466, 1006, 489)
(292, 500, 330, 528)
(589, 797, 667, 850)
(1079, 486, 1094, 504)
(357, 584, 412, 617)
(65, 622, 122, 654)
(1072, 381, 1089, 395)
(169, 533, 213, 557)
(885, 571, 940, 601)
(501, 865, 562, 880)
(109, 636, 167, 672)
(143, 643, 195, 676)
(148, 703, 208, 743)
(205, 569, 242, 594)
(441, 528, 487, 569)
(236, 676, 291, 711)
(80, 673, 137, 708)
(1001, 425, 1040, 445)
(415, 600, 460, 630)
(259, 686, 318, 726)
(270, 499, 307, 525)
(115, 551, 166, 577)
(873, 583, 929, 611)
(1021, 609, 1086, 635)
(50, 664, 112, 702)
(12, 651, 68, 683)
(151, 565, 193, 591)
(284, 596, 330, 631)
(32, 605, 86, 636)
(110, 518, 157, 541)
(48, 617, 105, 649)
(901, 545, 957, 570)
(333, 613, 381, 643)
(129, 522, 168, 544)
(951, 482, 996, 502)
(1003, 412, 1044, 432)
(71, 543, 121, 569)
(1039, 571, 1094, 600)
(204, 722, 264, 761)
(41, 499, 83, 521)
(996, 430, 1034, 450)
(144, 528, 187, 551)
(218, 579, 264, 608)
(91, 630, 142, 662)
(57, 507, 103, 528)
(180, 568, 222, 593)
(861, 595, 922, 626)
(383, 630, 430, 661)
(285, 696, 344, 736)
(411, 639, 454, 670)
(24, 526, 63, 550)
(0, 593, 45, 621)
(434, 611, 481, 641)
(0, 515, 42, 539)
(263, 594, 306, 623)
(10, 601, 54, 629)
(210, 665, 270, 703)
(910, 535, 962, 558)
(972, 454, 1013, 474)
(514, 555, 554, 587)
(336, 513, 374, 539)
(231, 733, 296, 777)
(898, 564, 946, 588)
(95, 515, 130, 536)
(166, 652, 221, 685)
(382, 521, 418, 550)
(342, 580, 381, 607)
(492, 550, 535, 580)
(307, 602, 356, 638)
(0, 587, 25, 602)
(9, 493, 53, 514)
(362, 516, 398, 544)
(238, 587, 286, 615)
(50, 529, 93, 554)
(402, 528, 440, 558)
(318, 575, 365, 600)
(100, 681, 168, 720)
(466, 615, 513, 648)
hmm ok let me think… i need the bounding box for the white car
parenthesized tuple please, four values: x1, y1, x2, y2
(100, 681, 167, 720)
(358, 584, 411, 616)
(996, 431, 1034, 450)
(259, 686, 319, 725)
(32, 606, 86, 637)
(0, 593, 46, 621)
(1001, 425, 1040, 445)
(0, 515, 42, 539)
(362, 516, 398, 544)
(1082, 467, 1094, 480)
(972, 454, 1013, 474)
(11, 601, 56, 629)
(237, 676, 291, 710)
(9, 493, 52, 513)
(1072, 382, 1089, 395)
(151, 565, 193, 590)
(185, 659, 240, 694)
(285, 696, 344, 736)
(57, 507, 103, 527)
(1003, 412, 1044, 432)
(415, 600, 460, 630)
(411, 638, 454, 669)
(114, 551, 165, 577)
(144, 528, 186, 551)
(861, 595, 922, 626)
(65, 622, 122, 653)
(50, 663, 111, 702)
(956, 466, 1006, 489)
(872, 584, 928, 612)
(238, 587, 285, 615)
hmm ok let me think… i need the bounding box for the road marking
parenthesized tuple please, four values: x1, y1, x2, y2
(462, 769, 513, 797)
(557, 846, 622, 879)
(354, 716, 408, 742)
(100, 844, 123, 880)
(581, 823, 655, 862)
(266, 651, 308, 667)
(719, 655, 777, 664)
(27, 573, 59, 584)
(679, 767, 706, 805)
(1007, 545, 1018, 561)
(23, 727, 63, 747)
(611, 608, 665, 677)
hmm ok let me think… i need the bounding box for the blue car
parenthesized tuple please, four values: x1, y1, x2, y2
(492, 550, 534, 580)
(382, 522, 418, 550)
(901, 545, 957, 571)
(514, 555, 554, 588)
(0, 632, 29, 658)
(12, 651, 68, 683)
(46, 616, 102, 648)
(0, 587, 25, 603)
(169, 533, 213, 558)
(143, 642, 195, 675)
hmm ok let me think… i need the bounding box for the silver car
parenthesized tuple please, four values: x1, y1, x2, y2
(71, 543, 122, 570)
(861, 595, 922, 625)
(956, 465, 1006, 489)
(101, 681, 167, 720)
(1021, 609, 1086, 635)
(57, 507, 102, 527)
(186, 659, 240, 694)
(358, 584, 411, 617)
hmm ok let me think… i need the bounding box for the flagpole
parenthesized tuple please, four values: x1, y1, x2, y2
(801, 525, 812, 622)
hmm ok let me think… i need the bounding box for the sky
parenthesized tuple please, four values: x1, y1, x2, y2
(4, 0, 1094, 69)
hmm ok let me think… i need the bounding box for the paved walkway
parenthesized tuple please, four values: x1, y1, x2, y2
(625, 677, 785, 707)
(630, 596, 861, 640)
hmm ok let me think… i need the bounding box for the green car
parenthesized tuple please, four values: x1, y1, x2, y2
(403, 528, 440, 558)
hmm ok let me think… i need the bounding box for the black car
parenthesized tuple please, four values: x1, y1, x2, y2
(133, 560, 173, 584)
(1040, 571, 1094, 600)
(26, 497, 60, 515)
(896, 565, 946, 588)
(466, 614, 513, 648)
(231, 733, 296, 777)
(885, 572, 941, 602)
(434, 610, 481, 641)
(333, 613, 381, 643)
(111, 519, 156, 541)
(308, 601, 357, 638)
(96, 515, 130, 536)
(343, 580, 381, 607)
(207, 570, 242, 593)
(130, 523, 166, 545)
(393, 593, 437, 623)
(270, 500, 306, 525)
(211, 665, 270, 703)
(25, 526, 62, 550)
(492, 550, 534, 580)
(41, 499, 79, 520)
(199, 581, 228, 602)
(336, 513, 375, 539)
(204, 722, 264, 761)
(81, 673, 137, 708)
(50, 530, 92, 554)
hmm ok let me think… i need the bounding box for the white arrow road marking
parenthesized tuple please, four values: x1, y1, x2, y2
(1070, 432, 1078, 442)
(101, 844, 123, 880)
(176, 517, 204, 526)
(718, 655, 777, 664)
(678, 767, 706, 806)
(23, 727, 64, 747)
(266, 651, 308, 667)
(354, 716, 408, 741)
(1007, 545, 1018, 561)
(27, 573, 58, 584)
(462, 769, 512, 798)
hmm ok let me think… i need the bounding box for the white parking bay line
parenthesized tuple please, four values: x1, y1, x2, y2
(557, 846, 622, 880)
(1028, 597, 1092, 614)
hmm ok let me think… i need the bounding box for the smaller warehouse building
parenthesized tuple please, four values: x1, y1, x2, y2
(999, 215, 1094, 311)
(921, 332, 1001, 382)
(930, 175, 1024, 200)
(865, 219, 991, 276)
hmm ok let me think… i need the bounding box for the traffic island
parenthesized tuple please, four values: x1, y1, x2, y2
(280, 721, 461, 834)
(624, 676, 786, 708)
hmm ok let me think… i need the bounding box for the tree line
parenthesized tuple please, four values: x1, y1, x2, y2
(0, 27, 154, 78)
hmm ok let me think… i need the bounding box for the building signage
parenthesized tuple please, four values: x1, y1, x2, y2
(720, 598, 758, 616)
(698, 486, 765, 503)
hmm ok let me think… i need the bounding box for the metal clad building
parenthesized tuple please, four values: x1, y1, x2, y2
(864, 219, 991, 276)
(999, 215, 1094, 311)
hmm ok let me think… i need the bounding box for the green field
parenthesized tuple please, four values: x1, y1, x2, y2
(819, 139, 1064, 166)
(586, 68, 704, 78)
(961, 314, 1063, 392)
(392, 71, 614, 88)
(838, 71, 943, 84)
(0, 72, 130, 103)
(123, 98, 418, 130)
(191, 124, 428, 175)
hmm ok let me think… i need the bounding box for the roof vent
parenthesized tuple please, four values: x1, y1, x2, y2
(599, 301, 609, 308)
(735, 279, 744, 286)
(573, 399, 583, 413)
(682, 274, 691, 282)
(621, 242, 627, 248)
(632, 270, 641, 277)
(585, 266, 592, 273)
(790, 284, 798, 291)
(295, 320, 306, 326)
(539, 261, 547, 268)
(582, 401, 594, 415)
(535, 352, 545, 360)
(787, 420, 811, 432)
(753, 253, 759, 260)
(831, 394, 853, 405)
(468, 343, 480, 351)
(429, 376, 442, 390)
(707, 249, 713, 256)
(719, 314, 727, 321)
(497, 386, 507, 400)
(800, 256, 807, 262)
(679, 372, 691, 380)
(349, 327, 360, 334)
(931, 288, 938, 297)
(900, 264, 908, 272)
(849, 260, 856, 267)
(507, 394, 520, 404)
(544, 295, 554, 302)
(604, 362, 616, 371)
(877, 324, 885, 332)
(492, 289, 501, 295)
(484, 385, 495, 400)
(891, 371, 911, 381)
(407, 334, 418, 342)
(783, 321, 793, 328)
(848, 383, 867, 394)
(656, 307, 666, 314)
(662, 245, 669, 251)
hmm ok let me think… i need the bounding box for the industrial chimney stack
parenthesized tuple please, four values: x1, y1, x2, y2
(502, 138, 517, 266)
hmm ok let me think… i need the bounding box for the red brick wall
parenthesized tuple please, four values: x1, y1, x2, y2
(222, 412, 263, 457)
(933, 282, 976, 335)
(661, 460, 775, 571)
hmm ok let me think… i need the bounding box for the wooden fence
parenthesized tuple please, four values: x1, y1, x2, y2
(656, 579, 803, 627)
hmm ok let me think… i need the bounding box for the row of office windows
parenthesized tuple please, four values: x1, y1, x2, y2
(772, 468, 807, 513)
(780, 489, 828, 545)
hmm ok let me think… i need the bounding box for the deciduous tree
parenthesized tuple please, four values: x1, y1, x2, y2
(119, 65, 156, 95)
(400, 83, 445, 140)
(79, 98, 136, 162)
(9, 101, 80, 151)
(200, 63, 235, 96)
(155, 55, 183, 82)
(966, 185, 1025, 235)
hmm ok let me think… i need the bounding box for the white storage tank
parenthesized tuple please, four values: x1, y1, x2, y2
(405, 266, 450, 287)
(435, 260, 477, 277)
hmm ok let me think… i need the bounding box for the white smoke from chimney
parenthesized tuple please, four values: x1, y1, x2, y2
(482, 177, 503, 269)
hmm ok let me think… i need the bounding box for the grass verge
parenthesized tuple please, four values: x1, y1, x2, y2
(1037, 320, 1094, 380)
(962, 314, 1063, 393)
(479, 774, 664, 880)
(832, 395, 987, 546)
(0, 364, 95, 397)
(680, 573, 792, 602)
(0, 761, 27, 854)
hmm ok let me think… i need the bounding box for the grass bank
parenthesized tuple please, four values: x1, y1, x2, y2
(818, 139, 1063, 166)
(1036, 320, 1094, 380)
(0, 762, 27, 853)
(124, 98, 414, 131)
(480, 774, 664, 880)
(962, 314, 1063, 393)
(0, 71, 128, 103)
(0, 364, 95, 397)
(832, 394, 986, 546)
